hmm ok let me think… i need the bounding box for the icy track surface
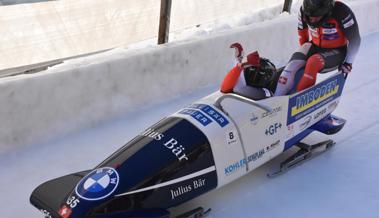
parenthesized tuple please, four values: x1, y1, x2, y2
(2, 32, 379, 218)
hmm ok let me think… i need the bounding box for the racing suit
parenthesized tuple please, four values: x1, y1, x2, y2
(275, 1, 361, 96)
(221, 65, 273, 100)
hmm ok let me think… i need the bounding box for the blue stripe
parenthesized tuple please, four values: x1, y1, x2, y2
(188, 104, 229, 128)
(179, 109, 212, 126)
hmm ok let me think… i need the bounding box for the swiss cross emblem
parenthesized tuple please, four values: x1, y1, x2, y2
(278, 76, 288, 84)
(58, 205, 72, 218)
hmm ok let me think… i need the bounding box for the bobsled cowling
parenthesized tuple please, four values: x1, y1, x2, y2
(31, 118, 218, 218)
(31, 71, 347, 218)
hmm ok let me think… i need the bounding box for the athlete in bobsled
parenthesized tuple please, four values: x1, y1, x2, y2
(221, 43, 278, 99)
(275, 0, 361, 95)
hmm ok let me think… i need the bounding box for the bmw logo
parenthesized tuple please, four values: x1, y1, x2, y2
(75, 167, 119, 201)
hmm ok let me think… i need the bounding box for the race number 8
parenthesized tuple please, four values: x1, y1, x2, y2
(229, 132, 234, 140)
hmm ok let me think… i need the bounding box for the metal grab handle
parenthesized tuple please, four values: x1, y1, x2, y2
(214, 93, 272, 113)
(213, 93, 273, 173)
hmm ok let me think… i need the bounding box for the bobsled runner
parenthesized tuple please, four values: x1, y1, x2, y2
(31, 68, 347, 218)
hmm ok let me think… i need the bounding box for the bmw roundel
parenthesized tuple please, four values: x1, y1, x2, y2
(75, 167, 119, 201)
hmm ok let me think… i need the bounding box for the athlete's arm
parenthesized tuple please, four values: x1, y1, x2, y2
(335, 2, 361, 64)
(221, 66, 242, 93)
(298, 7, 309, 46)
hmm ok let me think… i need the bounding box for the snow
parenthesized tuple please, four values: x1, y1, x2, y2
(1, 30, 379, 218)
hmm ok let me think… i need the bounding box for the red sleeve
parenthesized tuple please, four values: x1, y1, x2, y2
(220, 66, 242, 93)
(298, 29, 309, 45)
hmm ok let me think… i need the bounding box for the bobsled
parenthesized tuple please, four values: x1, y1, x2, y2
(30, 70, 347, 218)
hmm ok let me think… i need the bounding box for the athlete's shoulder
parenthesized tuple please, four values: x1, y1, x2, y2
(332, 1, 354, 16)
(332, 1, 356, 25)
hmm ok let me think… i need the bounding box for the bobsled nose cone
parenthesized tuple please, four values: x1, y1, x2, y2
(30, 170, 90, 218)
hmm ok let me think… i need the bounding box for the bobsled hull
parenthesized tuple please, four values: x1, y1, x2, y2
(31, 73, 346, 218)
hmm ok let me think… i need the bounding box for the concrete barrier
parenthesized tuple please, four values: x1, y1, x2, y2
(0, 0, 378, 154)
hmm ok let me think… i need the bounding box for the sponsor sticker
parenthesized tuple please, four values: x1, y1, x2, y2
(188, 104, 229, 127)
(343, 18, 355, 28)
(179, 109, 212, 127)
(313, 108, 327, 120)
(322, 28, 337, 34)
(287, 74, 345, 125)
(224, 140, 281, 175)
(75, 167, 119, 201)
(250, 112, 259, 125)
(262, 106, 282, 118)
(300, 116, 312, 130)
(322, 33, 340, 41)
(265, 123, 282, 136)
(140, 128, 189, 162)
(170, 178, 206, 200)
(226, 130, 238, 146)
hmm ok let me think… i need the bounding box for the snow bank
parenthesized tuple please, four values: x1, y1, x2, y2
(0, 0, 282, 70)
(0, 0, 378, 154)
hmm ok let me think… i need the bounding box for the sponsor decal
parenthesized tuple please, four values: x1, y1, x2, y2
(225, 141, 280, 175)
(300, 116, 312, 130)
(58, 205, 72, 218)
(288, 74, 345, 125)
(322, 28, 337, 34)
(75, 167, 119, 201)
(313, 108, 327, 120)
(262, 106, 282, 118)
(343, 18, 355, 28)
(226, 130, 237, 146)
(179, 109, 212, 127)
(250, 112, 259, 125)
(40, 209, 52, 218)
(170, 178, 206, 200)
(322, 33, 340, 41)
(328, 101, 338, 110)
(116, 166, 216, 197)
(265, 123, 282, 136)
(187, 104, 229, 127)
(140, 128, 189, 161)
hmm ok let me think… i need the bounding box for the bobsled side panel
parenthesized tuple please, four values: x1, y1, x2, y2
(80, 117, 217, 217)
(285, 73, 346, 150)
(287, 73, 346, 126)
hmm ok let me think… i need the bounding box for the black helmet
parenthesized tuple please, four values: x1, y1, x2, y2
(303, 0, 335, 27)
(244, 58, 276, 88)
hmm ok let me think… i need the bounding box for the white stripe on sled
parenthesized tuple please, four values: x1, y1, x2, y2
(115, 166, 216, 197)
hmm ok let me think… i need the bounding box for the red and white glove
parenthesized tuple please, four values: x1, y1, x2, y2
(339, 62, 353, 74)
(230, 43, 244, 64)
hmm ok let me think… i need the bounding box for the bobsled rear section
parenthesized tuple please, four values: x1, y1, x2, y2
(31, 117, 218, 218)
(284, 72, 347, 150)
